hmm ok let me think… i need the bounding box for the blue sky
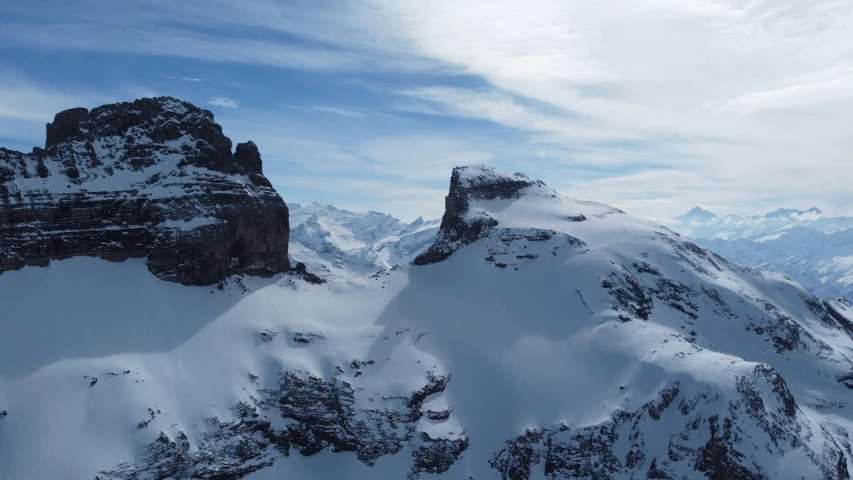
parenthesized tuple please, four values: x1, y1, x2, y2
(2, 0, 852, 222)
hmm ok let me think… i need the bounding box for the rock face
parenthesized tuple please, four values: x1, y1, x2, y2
(490, 360, 848, 480)
(414, 165, 559, 265)
(97, 369, 467, 480)
(0, 97, 290, 285)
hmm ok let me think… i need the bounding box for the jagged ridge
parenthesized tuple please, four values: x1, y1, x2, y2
(414, 165, 556, 265)
(0, 97, 290, 285)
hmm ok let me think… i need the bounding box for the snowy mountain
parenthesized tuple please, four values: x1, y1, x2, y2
(668, 207, 853, 301)
(4, 100, 853, 479)
(287, 202, 439, 278)
(0, 97, 290, 285)
(673, 206, 718, 224)
(4, 155, 853, 479)
(702, 226, 853, 301)
(668, 206, 853, 241)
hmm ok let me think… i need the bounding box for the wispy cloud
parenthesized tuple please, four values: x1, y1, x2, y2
(357, 135, 493, 181)
(282, 104, 367, 118)
(207, 97, 240, 109)
(0, 0, 438, 72)
(370, 0, 853, 216)
(162, 76, 205, 82)
(214, 108, 501, 220)
(2, 0, 852, 218)
(310, 106, 365, 117)
(711, 67, 853, 114)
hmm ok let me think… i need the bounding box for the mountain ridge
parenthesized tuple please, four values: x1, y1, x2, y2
(0, 97, 291, 285)
(668, 206, 853, 241)
(2, 100, 853, 479)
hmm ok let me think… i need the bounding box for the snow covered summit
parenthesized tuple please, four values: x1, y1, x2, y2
(415, 164, 617, 265)
(674, 206, 718, 223)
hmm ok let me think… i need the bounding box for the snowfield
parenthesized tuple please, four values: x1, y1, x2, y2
(2, 165, 853, 479)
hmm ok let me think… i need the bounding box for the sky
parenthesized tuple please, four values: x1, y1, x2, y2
(1, 0, 852, 222)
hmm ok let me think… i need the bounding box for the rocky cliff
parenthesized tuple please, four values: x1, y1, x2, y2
(0, 97, 290, 285)
(414, 165, 587, 265)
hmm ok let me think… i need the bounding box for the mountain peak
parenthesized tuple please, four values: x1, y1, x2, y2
(415, 165, 613, 265)
(453, 165, 551, 201)
(1, 96, 290, 285)
(45, 97, 205, 149)
(674, 206, 718, 222)
(414, 165, 550, 265)
(288, 204, 440, 274)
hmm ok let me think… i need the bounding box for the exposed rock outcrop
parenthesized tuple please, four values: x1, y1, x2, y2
(0, 97, 290, 285)
(413, 165, 554, 265)
(491, 369, 848, 480)
(96, 369, 468, 480)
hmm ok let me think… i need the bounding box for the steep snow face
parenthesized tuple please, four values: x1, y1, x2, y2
(288, 203, 439, 277)
(668, 206, 853, 241)
(3, 165, 853, 480)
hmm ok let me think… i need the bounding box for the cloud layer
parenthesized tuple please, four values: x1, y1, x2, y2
(1, 0, 851, 220)
(207, 97, 240, 109)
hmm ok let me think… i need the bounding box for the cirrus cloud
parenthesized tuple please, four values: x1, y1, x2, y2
(207, 97, 240, 109)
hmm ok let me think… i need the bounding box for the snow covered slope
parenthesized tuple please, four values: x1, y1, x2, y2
(287, 202, 439, 278)
(3, 166, 853, 480)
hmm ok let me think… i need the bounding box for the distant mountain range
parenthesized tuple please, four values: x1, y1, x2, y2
(669, 206, 853, 241)
(288, 203, 440, 278)
(668, 207, 853, 300)
(284, 203, 853, 302)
